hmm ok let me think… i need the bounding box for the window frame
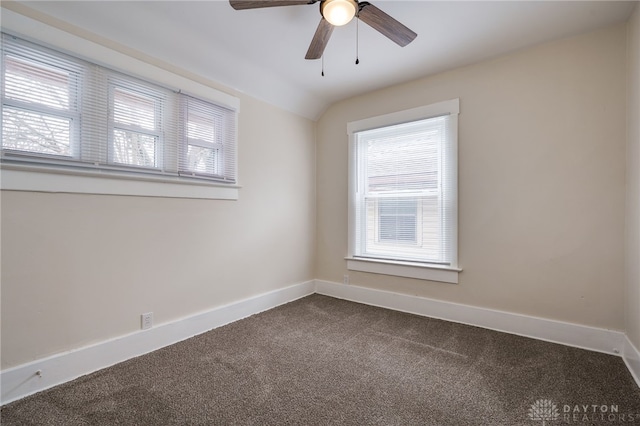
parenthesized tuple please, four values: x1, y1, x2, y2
(107, 82, 165, 170)
(179, 95, 230, 180)
(346, 99, 461, 284)
(0, 11, 240, 200)
(1, 51, 82, 160)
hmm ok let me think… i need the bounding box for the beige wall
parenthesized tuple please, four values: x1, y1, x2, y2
(317, 24, 628, 330)
(1, 5, 636, 372)
(626, 4, 640, 350)
(0, 84, 316, 368)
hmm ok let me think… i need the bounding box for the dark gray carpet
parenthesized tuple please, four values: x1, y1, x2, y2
(2, 294, 639, 425)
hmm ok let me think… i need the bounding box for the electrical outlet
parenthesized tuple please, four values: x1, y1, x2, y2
(343, 274, 349, 285)
(141, 312, 153, 330)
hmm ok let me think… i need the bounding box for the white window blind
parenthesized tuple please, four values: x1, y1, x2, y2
(350, 102, 458, 270)
(179, 94, 236, 182)
(1, 33, 237, 185)
(2, 40, 81, 159)
(108, 78, 167, 169)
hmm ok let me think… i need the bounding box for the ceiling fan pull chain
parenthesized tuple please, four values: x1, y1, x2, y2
(355, 17, 360, 65)
(322, 55, 325, 77)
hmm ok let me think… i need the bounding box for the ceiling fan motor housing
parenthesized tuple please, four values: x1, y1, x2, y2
(320, 0, 358, 26)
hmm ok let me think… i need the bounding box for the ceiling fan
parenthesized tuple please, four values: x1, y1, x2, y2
(229, 0, 417, 60)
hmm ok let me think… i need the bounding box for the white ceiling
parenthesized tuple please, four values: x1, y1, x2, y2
(17, 1, 638, 119)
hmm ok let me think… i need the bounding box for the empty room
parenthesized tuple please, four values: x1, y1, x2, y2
(1, 0, 639, 424)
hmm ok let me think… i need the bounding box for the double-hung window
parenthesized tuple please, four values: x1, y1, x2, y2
(1, 33, 238, 199)
(2, 43, 80, 159)
(347, 99, 460, 283)
(180, 95, 236, 182)
(109, 81, 164, 169)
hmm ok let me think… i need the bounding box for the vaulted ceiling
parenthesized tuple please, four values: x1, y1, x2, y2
(14, 1, 638, 119)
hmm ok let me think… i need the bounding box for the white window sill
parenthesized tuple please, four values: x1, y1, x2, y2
(0, 165, 239, 200)
(346, 257, 461, 284)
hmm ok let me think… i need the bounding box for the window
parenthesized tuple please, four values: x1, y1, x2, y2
(2, 47, 80, 158)
(347, 99, 460, 283)
(109, 83, 164, 169)
(180, 95, 236, 182)
(1, 33, 238, 199)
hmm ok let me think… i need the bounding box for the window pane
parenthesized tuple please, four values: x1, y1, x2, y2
(363, 195, 442, 262)
(366, 127, 441, 193)
(187, 109, 216, 144)
(2, 107, 71, 156)
(112, 129, 157, 167)
(113, 87, 156, 131)
(380, 215, 417, 242)
(4, 55, 72, 110)
(378, 198, 418, 243)
(186, 145, 218, 174)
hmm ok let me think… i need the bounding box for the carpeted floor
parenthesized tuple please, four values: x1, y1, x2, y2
(2, 294, 639, 425)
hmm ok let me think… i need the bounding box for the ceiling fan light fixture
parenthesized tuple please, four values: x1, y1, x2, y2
(321, 0, 357, 26)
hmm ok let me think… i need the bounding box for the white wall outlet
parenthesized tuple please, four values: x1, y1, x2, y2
(141, 312, 153, 330)
(343, 274, 349, 285)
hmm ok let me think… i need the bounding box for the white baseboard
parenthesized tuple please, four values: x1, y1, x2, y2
(3, 279, 637, 406)
(623, 336, 640, 388)
(315, 280, 626, 357)
(0, 280, 315, 405)
(318, 277, 639, 389)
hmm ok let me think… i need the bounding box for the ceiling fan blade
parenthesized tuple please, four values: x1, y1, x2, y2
(358, 2, 417, 47)
(305, 18, 334, 60)
(229, 0, 314, 10)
